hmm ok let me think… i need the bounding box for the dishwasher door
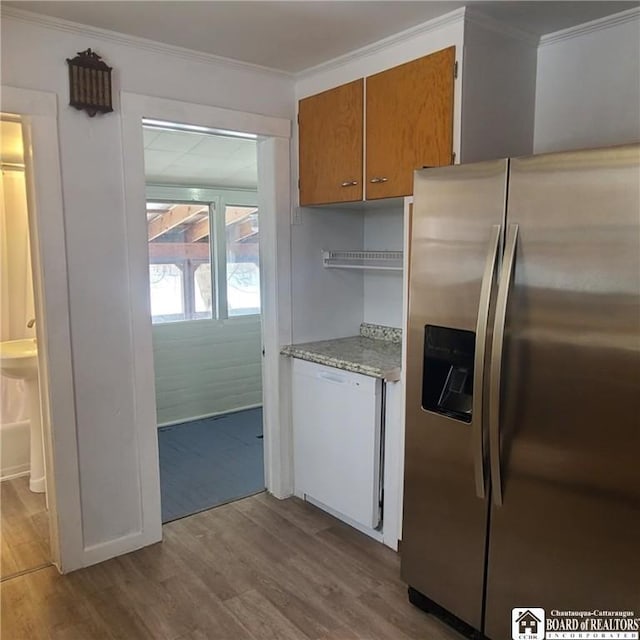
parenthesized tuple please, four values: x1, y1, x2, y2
(292, 359, 382, 530)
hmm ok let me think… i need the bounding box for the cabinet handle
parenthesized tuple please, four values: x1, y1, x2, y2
(340, 180, 358, 187)
(369, 177, 389, 184)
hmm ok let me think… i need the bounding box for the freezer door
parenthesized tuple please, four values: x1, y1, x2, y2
(485, 145, 640, 639)
(402, 159, 507, 629)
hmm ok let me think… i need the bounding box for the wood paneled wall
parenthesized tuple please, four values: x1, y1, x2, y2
(152, 318, 262, 425)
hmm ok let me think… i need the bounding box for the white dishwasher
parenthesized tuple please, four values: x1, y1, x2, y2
(292, 358, 383, 530)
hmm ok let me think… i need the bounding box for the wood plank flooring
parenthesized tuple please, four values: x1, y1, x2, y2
(0, 476, 50, 579)
(0, 492, 463, 640)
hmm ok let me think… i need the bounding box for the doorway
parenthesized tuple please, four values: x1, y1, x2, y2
(142, 122, 265, 522)
(0, 116, 51, 578)
(120, 92, 292, 547)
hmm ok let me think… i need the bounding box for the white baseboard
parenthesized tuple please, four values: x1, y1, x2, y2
(157, 403, 263, 428)
(1, 419, 30, 481)
(76, 528, 162, 572)
(0, 466, 30, 482)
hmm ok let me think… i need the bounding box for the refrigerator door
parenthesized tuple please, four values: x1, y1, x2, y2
(485, 145, 640, 639)
(402, 159, 507, 629)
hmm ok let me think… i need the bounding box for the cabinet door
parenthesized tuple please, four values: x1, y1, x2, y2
(366, 47, 455, 200)
(298, 79, 363, 206)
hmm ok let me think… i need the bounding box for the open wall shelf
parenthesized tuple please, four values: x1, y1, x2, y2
(322, 250, 403, 271)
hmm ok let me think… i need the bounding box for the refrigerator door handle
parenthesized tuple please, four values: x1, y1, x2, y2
(489, 223, 519, 507)
(472, 224, 501, 499)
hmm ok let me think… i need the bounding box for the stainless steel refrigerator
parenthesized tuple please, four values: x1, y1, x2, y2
(401, 145, 640, 639)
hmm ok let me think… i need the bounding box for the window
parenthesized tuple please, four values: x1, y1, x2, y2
(146, 200, 259, 323)
(149, 263, 184, 318)
(225, 206, 260, 317)
(147, 201, 213, 323)
(194, 264, 212, 313)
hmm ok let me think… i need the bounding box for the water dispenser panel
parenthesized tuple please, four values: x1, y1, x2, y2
(422, 325, 475, 423)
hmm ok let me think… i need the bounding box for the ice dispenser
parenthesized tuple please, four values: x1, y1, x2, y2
(422, 325, 475, 423)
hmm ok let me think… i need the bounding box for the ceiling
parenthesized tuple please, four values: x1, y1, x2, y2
(6, 1, 638, 73)
(143, 127, 257, 189)
(2, 119, 259, 189)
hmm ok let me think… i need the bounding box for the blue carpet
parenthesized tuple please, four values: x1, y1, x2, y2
(158, 407, 264, 523)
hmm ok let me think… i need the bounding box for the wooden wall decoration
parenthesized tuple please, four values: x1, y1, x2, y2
(66, 48, 113, 117)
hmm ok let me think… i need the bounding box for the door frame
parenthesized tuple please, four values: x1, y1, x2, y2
(120, 92, 293, 541)
(1, 86, 83, 572)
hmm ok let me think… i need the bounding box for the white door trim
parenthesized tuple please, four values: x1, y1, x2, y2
(119, 92, 293, 544)
(1, 86, 84, 572)
(257, 136, 294, 497)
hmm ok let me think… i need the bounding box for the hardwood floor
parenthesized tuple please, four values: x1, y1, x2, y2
(0, 492, 463, 639)
(0, 476, 50, 580)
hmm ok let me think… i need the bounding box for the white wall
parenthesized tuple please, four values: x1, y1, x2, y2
(1, 11, 294, 559)
(153, 318, 262, 425)
(460, 12, 537, 162)
(291, 208, 364, 343)
(363, 208, 404, 328)
(534, 10, 640, 153)
(291, 205, 404, 340)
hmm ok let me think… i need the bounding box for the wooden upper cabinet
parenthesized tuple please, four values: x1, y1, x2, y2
(365, 46, 455, 200)
(298, 79, 364, 206)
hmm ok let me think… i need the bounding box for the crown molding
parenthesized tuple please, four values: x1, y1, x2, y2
(0, 6, 294, 78)
(540, 6, 640, 48)
(464, 8, 540, 48)
(295, 7, 466, 79)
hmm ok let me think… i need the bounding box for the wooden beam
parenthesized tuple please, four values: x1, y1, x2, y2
(148, 242, 209, 261)
(147, 204, 207, 241)
(236, 229, 259, 243)
(234, 219, 257, 243)
(225, 206, 257, 226)
(185, 218, 210, 243)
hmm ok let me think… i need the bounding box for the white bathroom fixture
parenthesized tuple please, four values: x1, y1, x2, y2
(0, 338, 45, 492)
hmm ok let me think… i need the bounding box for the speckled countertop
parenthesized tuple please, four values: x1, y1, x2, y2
(281, 323, 402, 381)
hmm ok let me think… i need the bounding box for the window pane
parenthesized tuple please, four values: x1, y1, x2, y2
(147, 201, 213, 323)
(194, 263, 212, 313)
(225, 206, 260, 317)
(149, 264, 184, 322)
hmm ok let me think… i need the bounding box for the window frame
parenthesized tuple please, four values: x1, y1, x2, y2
(146, 185, 259, 324)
